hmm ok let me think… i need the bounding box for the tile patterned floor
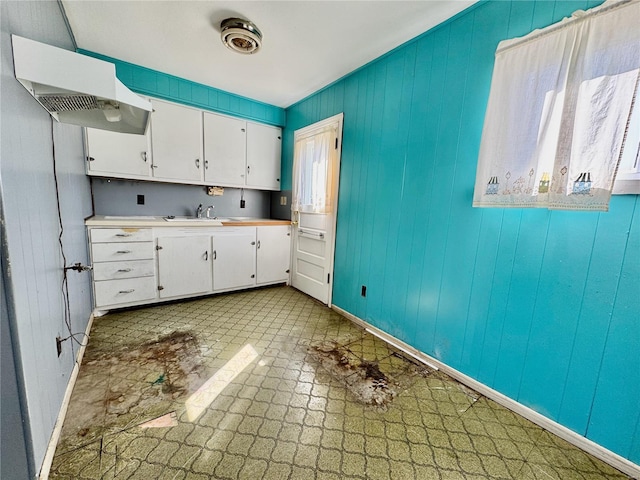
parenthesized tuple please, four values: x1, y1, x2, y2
(50, 286, 631, 479)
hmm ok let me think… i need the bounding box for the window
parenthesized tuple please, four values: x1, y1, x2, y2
(473, 0, 640, 211)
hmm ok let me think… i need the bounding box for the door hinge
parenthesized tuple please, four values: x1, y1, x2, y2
(327, 273, 331, 284)
(156, 245, 163, 250)
(157, 285, 164, 291)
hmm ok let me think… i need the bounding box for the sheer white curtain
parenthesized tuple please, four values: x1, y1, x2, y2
(291, 126, 338, 214)
(473, 0, 640, 211)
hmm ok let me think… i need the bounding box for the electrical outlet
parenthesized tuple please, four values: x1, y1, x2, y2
(240, 199, 246, 208)
(56, 337, 62, 357)
(361, 285, 367, 297)
(137, 194, 145, 205)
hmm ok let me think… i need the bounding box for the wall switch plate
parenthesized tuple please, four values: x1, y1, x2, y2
(280, 196, 287, 206)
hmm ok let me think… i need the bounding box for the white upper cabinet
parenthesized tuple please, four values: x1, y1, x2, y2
(203, 112, 246, 187)
(246, 122, 282, 190)
(86, 127, 151, 178)
(150, 99, 203, 182)
(85, 97, 281, 190)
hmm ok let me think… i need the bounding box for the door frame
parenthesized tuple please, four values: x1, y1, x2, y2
(290, 112, 344, 307)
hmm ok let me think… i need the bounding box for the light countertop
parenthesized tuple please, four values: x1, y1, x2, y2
(85, 215, 291, 227)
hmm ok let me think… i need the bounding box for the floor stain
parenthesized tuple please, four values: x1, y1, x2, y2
(55, 330, 205, 455)
(307, 338, 433, 408)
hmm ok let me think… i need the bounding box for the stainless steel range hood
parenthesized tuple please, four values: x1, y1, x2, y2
(11, 35, 151, 135)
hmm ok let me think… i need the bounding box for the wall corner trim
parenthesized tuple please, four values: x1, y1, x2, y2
(38, 313, 96, 480)
(331, 305, 640, 479)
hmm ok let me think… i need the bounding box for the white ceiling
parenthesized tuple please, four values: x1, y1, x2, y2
(62, 1, 477, 108)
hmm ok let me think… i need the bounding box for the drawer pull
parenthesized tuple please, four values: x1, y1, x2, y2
(116, 250, 132, 254)
(204, 251, 208, 261)
(115, 233, 132, 237)
(118, 289, 135, 294)
(117, 268, 133, 273)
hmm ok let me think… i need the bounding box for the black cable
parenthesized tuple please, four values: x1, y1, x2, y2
(50, 119, 87, 348)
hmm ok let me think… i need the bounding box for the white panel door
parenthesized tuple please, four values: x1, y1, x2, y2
(256, 225, 291, 284)
(203, 112, 246, 186)
(157, 236, 212, 298)
(291, 114, 343, 306)
(86, 127, 151, 178)
(150, 99, 203, 182)
(213, 232, 256, 291)
(246, 122, 282, 190)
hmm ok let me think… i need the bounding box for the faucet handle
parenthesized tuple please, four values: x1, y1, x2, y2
(205, 205, 215, 219)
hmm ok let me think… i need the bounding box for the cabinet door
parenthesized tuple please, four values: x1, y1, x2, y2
(213, 232, 256, 291)
(157, 236, 212, 298)
(203, 112, 246, 187)
(86, 127, 151, 178)
(150, 100, 203, 182)
(246, 122, 282, 190)
(257, 225, 291, 284)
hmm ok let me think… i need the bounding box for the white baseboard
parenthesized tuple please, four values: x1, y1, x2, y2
(332, 305, 640, 479)
(39, 313, 95, 480)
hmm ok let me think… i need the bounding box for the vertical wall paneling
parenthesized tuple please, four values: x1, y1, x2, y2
(283, 0, 639, 465)
(77, 50, 285, 127)
(585, 196, 639, 459)
(1, 0, 93, 473)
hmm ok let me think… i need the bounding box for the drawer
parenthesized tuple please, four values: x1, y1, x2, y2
(94, 277, 157, 307)
(92, 242, 154, 262)
(93, 260, 155, 281)
(90, 228, 152, 243)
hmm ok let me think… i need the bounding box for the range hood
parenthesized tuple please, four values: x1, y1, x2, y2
(11, 35, 151, 135)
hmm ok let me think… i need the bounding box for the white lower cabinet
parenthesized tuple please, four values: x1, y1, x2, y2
(94, 277, 157, 307)
(88, 224, 290, 311)
(257, 225, 291, 284)
(157, 235, 213, 298)
(213, 229, 257, 291)
(89, 228, 157, 309)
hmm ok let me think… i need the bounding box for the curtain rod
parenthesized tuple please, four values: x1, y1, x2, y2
(496, 0, 636, 54)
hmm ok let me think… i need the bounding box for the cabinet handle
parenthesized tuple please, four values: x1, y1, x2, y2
(116, 250, 131, 254)
(195, 158, 200, 169)
(118, 289, 135, 294)
(251, 274, 255, 278)
(117, 268, 132, 273)
(213, 250, 217, 260)
(141, 152, 147, 163)
(247, 165, 251, 175)
(204, 159, 209, 169)
(204, 251, 208, 261)
(115, 233, 132, 237)
(251, 241, 256, 246)
(241, 128, 246, 132)
(87, 156, 95, 162)
(257, 240, 261, 249)
(152, 164, 159, 169)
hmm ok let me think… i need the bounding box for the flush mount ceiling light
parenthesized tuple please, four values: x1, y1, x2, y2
(220, 18, 262, 55)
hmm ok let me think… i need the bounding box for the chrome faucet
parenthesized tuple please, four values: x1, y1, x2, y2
(205, 205, 215, 219)
(196, 203, 203, 218)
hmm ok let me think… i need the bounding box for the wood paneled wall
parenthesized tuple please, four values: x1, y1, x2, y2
(1, 1, 93, 474)
(283, 0, 639, 463)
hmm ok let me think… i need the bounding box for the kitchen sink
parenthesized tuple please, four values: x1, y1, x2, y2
(163, 216, 223, 225)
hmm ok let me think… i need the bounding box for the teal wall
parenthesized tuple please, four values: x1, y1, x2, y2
(284, 0, 639, 464)
(78, 50, 286, 127)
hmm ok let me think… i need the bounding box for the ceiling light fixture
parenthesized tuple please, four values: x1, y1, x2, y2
(220, 18, 262, 55)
